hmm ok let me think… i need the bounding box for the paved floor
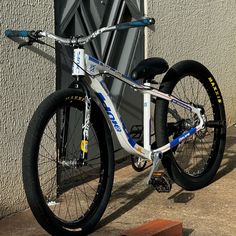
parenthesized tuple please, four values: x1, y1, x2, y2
(0, 126, 235, 236)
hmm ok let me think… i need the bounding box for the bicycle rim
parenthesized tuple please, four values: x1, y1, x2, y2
(167, 75, 220, 176)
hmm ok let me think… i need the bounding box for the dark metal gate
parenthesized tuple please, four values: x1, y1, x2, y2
(55, 0, 144, 151)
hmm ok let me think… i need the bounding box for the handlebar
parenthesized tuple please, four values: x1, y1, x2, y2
(5, 17, 155, 47)
(5, 30, 32, 37)
(116, 18, 155, 30)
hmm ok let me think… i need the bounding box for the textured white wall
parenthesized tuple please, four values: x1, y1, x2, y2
(145, 0, 236, 125)
(1, 0, 236, 219)
(0, 1, 55, 217)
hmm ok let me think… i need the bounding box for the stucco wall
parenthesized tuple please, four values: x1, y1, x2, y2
(1, 0, 236, 219)
(145, 0, 236, 125)
(0, 1, 55, 218)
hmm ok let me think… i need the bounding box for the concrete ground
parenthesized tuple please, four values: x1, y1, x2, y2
(0, 125, 235, 236)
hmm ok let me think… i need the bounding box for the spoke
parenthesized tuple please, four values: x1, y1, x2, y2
(39, 167, 57, 178)
(179, 79, 191, 103)
(63, 189, 72, 220)
(44, 175, 57, 200)
(73, 184, 80, 219)
(195, 79, 200, 104)
(79, 168, 100, 188)
(38, 159, 55, 166)
(79, 168, 90, 209)
(44, 118, 56, 142)
(65, 110, 84, 147)
(169, 75, 217, 176)
(62, 167, 85, 217)
(35, 101, 107, 224)
(199, 139, 210, 158)
(40, 144, 57, 162)
(39, 153, 57, 163)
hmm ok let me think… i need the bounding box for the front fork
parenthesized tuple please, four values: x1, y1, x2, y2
(80, 95, 91, 161)
(71, 79, 92, 164)
(59, 79, 91, 167)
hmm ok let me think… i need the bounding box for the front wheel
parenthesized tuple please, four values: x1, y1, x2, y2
(23, 88, 114, 235)
(155, 60, 226, 190)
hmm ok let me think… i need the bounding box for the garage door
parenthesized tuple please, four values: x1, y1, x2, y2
(55, 0, 144, 151)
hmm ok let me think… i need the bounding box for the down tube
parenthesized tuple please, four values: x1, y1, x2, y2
(90, 78, 151, 160)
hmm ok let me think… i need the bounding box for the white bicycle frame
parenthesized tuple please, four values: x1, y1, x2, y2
(5, 18, 205, 164)
(72, 48, 205, 162)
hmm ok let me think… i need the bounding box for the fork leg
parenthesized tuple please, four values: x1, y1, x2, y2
(80, 95, 91, 160)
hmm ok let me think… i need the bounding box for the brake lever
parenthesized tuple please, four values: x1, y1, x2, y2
(18, 31, 45, 49)
(18, 40, 33, 49)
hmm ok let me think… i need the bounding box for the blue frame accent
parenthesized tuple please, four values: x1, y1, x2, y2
(120, 119, 137, 148)
(88, 54, 135, 82)
(170, 127, 197, 148)
(171, 98, 192, 111)
(96, 92, 122, 132)
(88, 55, 100, 64)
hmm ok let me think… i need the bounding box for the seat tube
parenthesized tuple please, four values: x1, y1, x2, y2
(143, 82, 151, 151)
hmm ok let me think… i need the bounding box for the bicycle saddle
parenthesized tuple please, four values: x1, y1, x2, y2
(131, 57, 169, 82)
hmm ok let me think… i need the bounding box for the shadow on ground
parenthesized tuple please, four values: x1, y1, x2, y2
(97, 169, 155, 229)
(214, 134, 236, 182)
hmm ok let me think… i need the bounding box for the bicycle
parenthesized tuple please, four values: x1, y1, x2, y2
(5, 17, 226, 235)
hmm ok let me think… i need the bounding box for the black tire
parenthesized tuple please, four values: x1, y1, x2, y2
(23, 88, 114, 235)
(155, 60, 226, 190)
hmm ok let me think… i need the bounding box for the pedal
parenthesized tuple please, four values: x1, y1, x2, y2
(149, 172, 172, 193)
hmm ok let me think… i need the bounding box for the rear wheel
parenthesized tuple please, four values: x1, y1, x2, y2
(155, 60, 226, 190)
(23, 88, 114, 235)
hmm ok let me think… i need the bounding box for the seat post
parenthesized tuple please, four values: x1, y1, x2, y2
(143, 81, 151, 151)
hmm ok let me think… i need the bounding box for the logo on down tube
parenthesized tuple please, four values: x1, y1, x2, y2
(96, 93, 122, 132)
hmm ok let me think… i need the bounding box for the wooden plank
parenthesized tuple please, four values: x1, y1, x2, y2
(121, 219, 183, 236)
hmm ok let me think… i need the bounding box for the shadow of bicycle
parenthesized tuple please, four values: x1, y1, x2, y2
(214, 133, 236, 182)
(96, 127, 236, 233)
(97, 166, 154, 229)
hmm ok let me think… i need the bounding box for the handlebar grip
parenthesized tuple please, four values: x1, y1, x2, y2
(116, 17, 155, 30)
(5, 30, 32, 37)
